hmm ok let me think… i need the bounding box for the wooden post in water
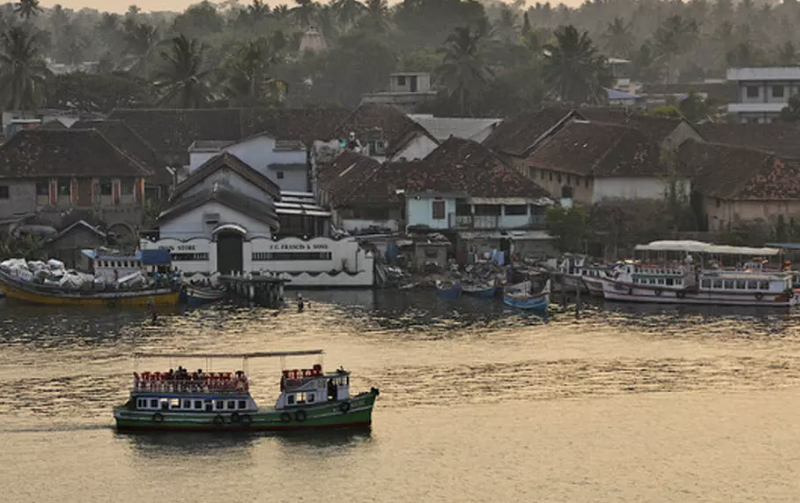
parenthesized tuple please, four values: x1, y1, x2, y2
(575, 280, 582, 319)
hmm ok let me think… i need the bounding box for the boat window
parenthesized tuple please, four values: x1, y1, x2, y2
(137, 398, 145, 408)
(666, 278, 674, 286)
(194, 400, 203, 410)
(287, 395, 295, 405)
(736, 280, 746, 290)
(215, 400, 223, 410)
(701, 279, 711, 288)
(657, 278, 664, 285)
(296, 392, 307, 404)
(150, 399, 158, 408)
(227, 400, 236, 410)
(747, 280, 758, 290)
(759, 281, 770, 290)
(307, 393, 315, 403)
(724, 280, 735, 290)
(238, 400, 247, 409)
(713, 280, 723, 289)
(183, 399, 191, 409)
(170, 398, 180, 409)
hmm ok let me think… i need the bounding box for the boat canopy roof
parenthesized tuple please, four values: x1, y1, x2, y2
(133, 350, 324, 359)
(634, 240, 781, 256)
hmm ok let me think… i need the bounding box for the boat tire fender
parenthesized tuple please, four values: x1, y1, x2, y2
(230, 412, 240, 423)
(339, 401, 351, 413)
(213, 414, 224, 427)
(676, 291, 686, 299)
(152, 413, 163, 423)
(280, 412, 291, 423)
(295, 410, 307, 422)
(240, 414, 252, 426)
(756, 292, 764, 300)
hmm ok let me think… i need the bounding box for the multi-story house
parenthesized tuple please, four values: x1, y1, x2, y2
(361, 72, 438, 113)
(726, 67, 800, 123)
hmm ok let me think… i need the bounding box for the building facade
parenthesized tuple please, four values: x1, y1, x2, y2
(726, 67, 800, 123)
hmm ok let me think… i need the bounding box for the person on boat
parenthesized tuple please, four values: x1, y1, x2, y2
(168, 368, 175, 380)
(297, 293, 304, 312)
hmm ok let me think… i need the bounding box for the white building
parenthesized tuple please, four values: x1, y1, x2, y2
(726, 67, 800, 123)
(361, 72, 438, 113)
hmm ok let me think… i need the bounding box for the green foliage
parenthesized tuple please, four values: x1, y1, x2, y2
(154, 34, 213, 108)
(0, 232, 45, 260)
(47, 72, 153, 113)
(545, 205, 589, 253)
(0, 26, 50, 111)
(543, 25, 610, 104)
(780, 93, 800, 123)
(435, 25, 493, 116)
(678, 90, 713, 124)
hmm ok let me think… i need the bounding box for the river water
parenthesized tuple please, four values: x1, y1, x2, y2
(1, 291, 800, 502)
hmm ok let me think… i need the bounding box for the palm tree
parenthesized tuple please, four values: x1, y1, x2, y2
(602, 17, 633, 58)
(359, 0, 389, 34)
(543, 25, 609, 104)
(494, 5, 519, 42)
(123, 22, 160, 78)
(13, 0, 42, 20)
(654, 15, 699, 83)
(291, 0, 317, 29)
(436, 26, 493, 115)
(0, 27, 51, 111)
(332, 0, 364, 29)
(222, 37, 283, 107)
(272, 4, 290, 22)
(247, 0, 271, 22)
(154, 34, 213, 108)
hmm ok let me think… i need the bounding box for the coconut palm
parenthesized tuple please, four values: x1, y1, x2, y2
(222, 37, 283, 107)
(272, 4, 290, 22)
(358, 0, 389, 34)
(602, 17, 633, 58)
(291, 0, 317, 29)
(13, 0, 42, 20)
(332, 0, 364, 28)
(0, 27, 51, 111)
(436, 26, 493, 115)
(247, 0, 271, 22)
(543, 25, 609, 104)
(153, 34, 213, 108)
(775, 41, 797, 66)
(123, 22, 160, 78)
(494, 5, 519, 42)
(654, 15, 699, 83)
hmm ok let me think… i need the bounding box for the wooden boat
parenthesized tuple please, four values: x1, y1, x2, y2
(113, 350, 379, 432)
(436, 280, 461, 299)
(181, 284, 226, 307)
(0, 270, 179, 307)
(503, 279, 550, 311)
(462, 283, 497, 298)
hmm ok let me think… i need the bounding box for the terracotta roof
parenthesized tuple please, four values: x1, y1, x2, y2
(678, 140, 800, 200)
(316, 150, 382, 207)
(0, 129, 151, 179)
(171, 152, 281, 202)
(71, 119, 170, 186)
(483, 107, 577, 157)
(158, 184, 280, 230)
(577, 107, 689, 144)
(695, 122, 800, 159)
(528, 121, 664, 177)
(107, 108, 350, 165)
(334, 104, 437, 158)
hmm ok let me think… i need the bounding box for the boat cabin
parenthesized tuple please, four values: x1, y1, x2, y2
(129, 369, 258, 412)
(276, 364, 351, 409)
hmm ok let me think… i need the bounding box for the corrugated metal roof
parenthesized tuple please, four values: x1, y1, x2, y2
(727, 67, 800, 81)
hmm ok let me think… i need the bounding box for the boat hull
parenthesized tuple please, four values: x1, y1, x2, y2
(0, 280, 179, 307)
(503, 293, 549, 310)
(436, 284, 461, 299)
(183, 286, 226, 307)
(582, 277, 607, 297)
(602, 282, 799, 307)
(114, 391, 378, 432)
(463, 287, 496, 298)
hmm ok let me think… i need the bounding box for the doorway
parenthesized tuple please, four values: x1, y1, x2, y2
(216, 231, 244, 274)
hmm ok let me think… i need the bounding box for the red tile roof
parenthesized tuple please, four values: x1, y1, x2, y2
(695, 122, 800, 159)
(334, 104, 437, 158)
(482, 107, 576, 157)
(171, 152, 281, 202)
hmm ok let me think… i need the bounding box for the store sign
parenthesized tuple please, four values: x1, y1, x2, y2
(268, 243, 329, 251)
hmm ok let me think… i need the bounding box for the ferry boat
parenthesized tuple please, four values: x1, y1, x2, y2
(602, 241, 799, 306)
(113, 350, 379, 432)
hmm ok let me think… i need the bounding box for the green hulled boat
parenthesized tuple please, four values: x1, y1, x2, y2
(113, 350, 379, 432)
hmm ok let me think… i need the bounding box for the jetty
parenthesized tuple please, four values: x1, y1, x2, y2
(218, 273, 287, 308)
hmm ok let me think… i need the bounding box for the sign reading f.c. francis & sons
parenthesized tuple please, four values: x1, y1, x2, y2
(267, 243, 330, 251)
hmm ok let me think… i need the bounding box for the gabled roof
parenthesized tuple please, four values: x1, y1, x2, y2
(678, 140, 800, 200)
(157, 184, 280, 230)
(71, 119, 170, 185)
(317, 150, 385, 207)
(483, 107, 577, 157)
(408, 116, 502, 142)
(0, 129, 151, 179)
(334, 104, 438, 158)
(695, 122, 800, 159)
(528, 121, 664, 177)
(171, 152, 281, 201)
(577, 107, 693, 144)
(107, 108, 350, 165)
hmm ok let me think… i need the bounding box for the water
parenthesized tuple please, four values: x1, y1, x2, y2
(2, 292, 800, 502)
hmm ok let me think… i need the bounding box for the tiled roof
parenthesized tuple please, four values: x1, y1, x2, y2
(316, 150, 384, 206)
(577, 107, 688, 144)
(528, 121, 664, 177)
(171, 152, 281, 202)
(71, 119, 170, 186)
(158, 184, 280, 229)
(0, 129, 151, 179)
(678, 140, 800, 200)
(695, 122, 800, 159)
(408, 116, 501, 141)
(483, 107, 576, 157)
(334, 104, 437, 157)
(107, 108, 350, 165)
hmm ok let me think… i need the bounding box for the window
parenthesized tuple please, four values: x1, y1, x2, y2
(238, 400, 247, 409)
(666, 278, 674, 286)
(566, 175, 571, 184)
(120, 180, 134, 195)
(746, 85, 759, 98)
(772, 85, 784, 98)
(137, 399, 145, 408)
(585, 178, 589, 188)
(557, 173, 562, 183)
(397, 75, 406, 86)
(227, 400, 235, 410)
(194, 400, 203, 410)
(540, 170, 545, 180)
(215, 400, 223, 410)
(150, 399, 158, 408)
(759, 281, 769, 290)
(100, 180, 112, 196)
(0, 186, 8, 199)
(701, 279, 711, 288)
(287, 395, 295, 405)
(36, 181, 49, 196)
(432, 199, 445, 220)
(736, 280, 746, 290)
(504, 205, 527, 216)
(57, 178, 70, 196)
(277, 171, 284, 179)
(713, 280, 723, 289)
(183, 399, 191, 409)
(296, 392, 307, 404)
(307, 393, 315, 403)
(724, 280, 734, 289)
(170, 398, 180, 409)
(424, 248, 440, 259)
(747, 280, 758, 290)
(549, 172, 553, 181)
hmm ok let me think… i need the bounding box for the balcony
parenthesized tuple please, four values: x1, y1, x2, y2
(449, 213, 546, 230)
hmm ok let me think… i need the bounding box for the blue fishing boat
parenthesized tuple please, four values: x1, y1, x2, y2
(436, 280, 462, 299)
(180, 284, 227, 307)
(503, 280, 550, 311)
(463, 283, 497, 298)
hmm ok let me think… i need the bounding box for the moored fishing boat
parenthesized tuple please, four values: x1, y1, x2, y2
(181, 284, 227, 307)
(503, 279, 550, 311)
(462, 282, 496, 298)
(436, 280, 462, 299)
(113, 350, 379, 432)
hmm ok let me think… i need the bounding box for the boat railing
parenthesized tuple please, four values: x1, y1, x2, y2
(133, 372, 249, 394)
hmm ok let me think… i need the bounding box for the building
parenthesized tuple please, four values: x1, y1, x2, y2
(604, 88, 643, 108)
(299, 26, 327, 53)
(0, 129, 151, 230)
(695, 122, 800, 160)
(678, 140, 800, 231)
(726, 67, 800, 123)
(361, 72, 438, 113)
(407, 115, 502, 143)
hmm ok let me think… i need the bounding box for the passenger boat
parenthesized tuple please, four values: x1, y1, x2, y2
(113, 350, 380, 432)
(462, 282, 497, 298)
(503, 279, 550, 311)
(580, 266, 613, 297)
(436, 280, 462, 299)
(181, 284, 227, 307)
(0, 269, 179, 307)
(602, 241, 799, 306)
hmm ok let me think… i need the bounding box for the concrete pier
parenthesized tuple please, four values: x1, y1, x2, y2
(218, 272, 287, 308)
